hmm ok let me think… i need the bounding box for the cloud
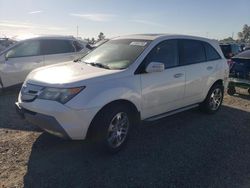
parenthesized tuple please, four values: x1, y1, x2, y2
(70, 13, 115, 22)
(130, 19, 166, 28)
(0, 20, 33, 28)
(0, 20, 65, 31)
(28, 10, 43, 14)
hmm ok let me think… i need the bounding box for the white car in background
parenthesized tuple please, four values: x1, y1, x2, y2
(16, 34, 229, 153)
(0, 36, 90, 89)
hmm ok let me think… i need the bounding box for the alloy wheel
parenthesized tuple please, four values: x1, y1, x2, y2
(209, 88, 222, 111)
(107, 112, 130, 148)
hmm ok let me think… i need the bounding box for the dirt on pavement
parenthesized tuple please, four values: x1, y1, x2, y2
(0, 89, 250, 188)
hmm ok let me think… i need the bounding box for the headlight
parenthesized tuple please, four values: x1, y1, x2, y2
(38, 86, 85, 104)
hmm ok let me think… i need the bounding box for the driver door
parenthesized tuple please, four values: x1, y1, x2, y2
(139, 40, 186, 119)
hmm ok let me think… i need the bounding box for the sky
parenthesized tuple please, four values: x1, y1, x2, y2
(0, 0, 250, 40)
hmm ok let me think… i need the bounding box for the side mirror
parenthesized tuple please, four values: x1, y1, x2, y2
(145, 62, 165, 73)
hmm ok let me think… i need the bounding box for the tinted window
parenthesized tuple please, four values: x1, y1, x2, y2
(6, 40, 40, 58)
(73, 41, 83, 52)
(144, 40, 178, 68)
(41, 39, 75, 55)
(204, 42, 221, 61)
(180, 39, 206, 65)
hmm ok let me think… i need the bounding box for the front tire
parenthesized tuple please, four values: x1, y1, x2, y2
(200, 84, 224, 114)
(90, 104, 133, 153)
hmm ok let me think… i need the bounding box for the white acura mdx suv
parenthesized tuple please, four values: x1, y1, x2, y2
(16, 34, 229, 152)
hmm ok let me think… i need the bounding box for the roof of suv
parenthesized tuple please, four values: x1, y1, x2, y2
(115, 34, 212, 41)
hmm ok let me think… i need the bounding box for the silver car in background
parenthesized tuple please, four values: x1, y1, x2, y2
(0, 36, 90, 89)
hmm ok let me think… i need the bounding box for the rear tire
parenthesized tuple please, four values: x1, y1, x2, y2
(89, 103, 134, 153)
(248, 88, 250, 95)
(200, 84, 224, 114)
(227, 87, 236, 96)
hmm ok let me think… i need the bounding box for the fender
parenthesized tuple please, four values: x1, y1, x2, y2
(66, 76, 142, 112)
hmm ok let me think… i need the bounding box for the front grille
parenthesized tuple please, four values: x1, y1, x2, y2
(21, 84, 44, 102)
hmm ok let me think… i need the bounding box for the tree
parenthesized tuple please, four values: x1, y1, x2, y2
(238, 24, 250, 43)
(98, 32, 105, 41)
(220, 37, 236, 43)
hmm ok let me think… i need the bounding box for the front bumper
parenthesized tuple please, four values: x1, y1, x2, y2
(15, 102, 70, 139)
(15, 99, 100, 140)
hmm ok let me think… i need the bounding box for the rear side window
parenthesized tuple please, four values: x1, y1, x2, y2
(203, 42, 221, 61)
(144, 40, 178, 68)
(179, 39, 206, 65)
(41, 39, 75, 55)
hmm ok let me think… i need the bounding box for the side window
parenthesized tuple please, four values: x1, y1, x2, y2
(6, 40, 40, 58)
(204, 42, 221, 61)
(41, 39, 75, 55)
(73, 41, 84, 52)
(179, 39, 206, 65)
(144, 40, 178, 69)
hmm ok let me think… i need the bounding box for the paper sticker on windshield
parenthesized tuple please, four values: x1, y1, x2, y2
(130, 41, 147, 46)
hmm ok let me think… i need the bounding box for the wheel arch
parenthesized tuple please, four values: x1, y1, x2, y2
(86, 99, 141, 139)
(203, 79, 224, 100)
(211, 79, 224, 89)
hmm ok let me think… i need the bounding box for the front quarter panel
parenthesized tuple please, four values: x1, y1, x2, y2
(65, 75, 142, 113)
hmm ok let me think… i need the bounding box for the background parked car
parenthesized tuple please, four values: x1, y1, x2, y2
(89, 39, 109, 49)
(219, 43, 241, 59)
(227, 50, 250, 95)
(220, 43, 242, 68)
(0, 36, 90, 89)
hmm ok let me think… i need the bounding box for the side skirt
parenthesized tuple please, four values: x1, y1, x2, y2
(144, 104, 199, 122)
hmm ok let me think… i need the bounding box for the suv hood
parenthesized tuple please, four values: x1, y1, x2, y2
(26, 61, 123, 87)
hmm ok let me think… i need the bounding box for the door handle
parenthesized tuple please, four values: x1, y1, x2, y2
(174, 73, 184, 78)
(207, 66, 213, 70)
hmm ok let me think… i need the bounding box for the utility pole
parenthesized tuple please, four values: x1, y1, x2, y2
(76, 25, 79, 38)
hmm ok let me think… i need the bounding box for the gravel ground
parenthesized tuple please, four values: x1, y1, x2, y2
(0, 89, 250, 188)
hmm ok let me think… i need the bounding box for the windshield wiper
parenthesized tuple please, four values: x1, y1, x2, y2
(85, 62, 110, 69)
(74, 55, 85, 62)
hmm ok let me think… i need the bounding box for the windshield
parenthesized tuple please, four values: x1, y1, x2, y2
(81, 39, 151, 70)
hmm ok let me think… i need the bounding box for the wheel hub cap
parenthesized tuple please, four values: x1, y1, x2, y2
(107, 112, 129, 148)
(209, 88, 222, 111)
